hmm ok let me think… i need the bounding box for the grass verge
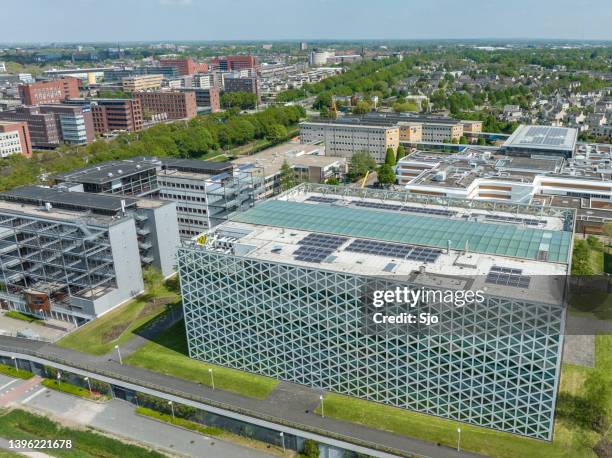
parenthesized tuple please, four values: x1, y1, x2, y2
(41, 379, 110, 402)
(0, 409, 166, 458)
(136, 406, 291, 457)
(57, 276, 179, 355)
(0, 363, 33, 380)
(313, 335, 612, 458)
(4, 311, 42, 324)
(125, 321, 278, 399)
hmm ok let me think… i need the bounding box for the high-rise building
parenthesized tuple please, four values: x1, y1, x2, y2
(212, 55, 257, 72)
(134, 91, 197, 120)
(178, 87, 221, 112)
(67, 98, 143, 134)
(38, 104, 95, 145)
(300, 42, 308, 51)
(0, 121, 32, 158)
(223, 75, 258, 96)
(178, 183, 572, 441)
(18, 78, 80, 105)
(0, 107, 61, 148)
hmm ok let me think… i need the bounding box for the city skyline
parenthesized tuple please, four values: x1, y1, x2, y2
(1, 0, 611, 43)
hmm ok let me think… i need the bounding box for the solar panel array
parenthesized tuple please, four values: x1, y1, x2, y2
(345, 239, 442, 263)
(524, 126, 568, 147)
(293, 233, 348, 263)
(353, 201, 457, 217)
(484, 215, 544, 227)
(306, 196, 338, 204)
(485, 265, 531, 288)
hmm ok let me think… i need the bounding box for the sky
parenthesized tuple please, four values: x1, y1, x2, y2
(2, 0, 611, 43)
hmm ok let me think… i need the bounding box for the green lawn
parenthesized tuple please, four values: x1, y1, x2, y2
(314, 335, 612, 458)
(0, 363, 33, 380)
(0, 409, 166, 458)
(125, 321, 278, 399)
(42, 379, 110, 402)
(57, 277, 180, 355)
(4, 311, 43, 324)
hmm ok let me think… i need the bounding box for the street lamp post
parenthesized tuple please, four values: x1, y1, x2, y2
(10, 356, 17, 371)
(114, 345, 123, 365)
(279, 431, 285, 453)
(319, 394, 324, 418)
(168, 401, 175, 418)
(457, 427, 461, 452)
(208, 368, 215, 390)
(84, 377, 92, 397)
(57, 371, 61, 387)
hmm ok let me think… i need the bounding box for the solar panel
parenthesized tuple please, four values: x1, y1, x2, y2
(486, 266, 530, 288)
(294, 233, 348, 263)
(353, 201, 456, 217)
(345, 239, 441, 263)
(306, 196, 339, 204)
(484, 215, 543, 227)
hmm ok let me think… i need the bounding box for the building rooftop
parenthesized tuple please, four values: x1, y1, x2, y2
(0, 186, 139, 213)
(503, 125, 578, 153)
(161, 158, 233, 174)
(54, 159, 158, 185)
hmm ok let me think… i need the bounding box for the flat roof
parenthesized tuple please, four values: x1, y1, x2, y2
(0, 186, 139, 213)
(161, 158, 233, 174)
(230, 199, 572, 264)
(503, 125, 578, 152)
(54, 160, 157, 184)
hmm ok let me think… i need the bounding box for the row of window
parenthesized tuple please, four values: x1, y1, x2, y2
(159, 181, 206, 191)
(160, 192, 206, 202)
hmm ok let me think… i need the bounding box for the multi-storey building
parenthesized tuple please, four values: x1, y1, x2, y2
(38, 104, 95, 145)
(134, 91, 197, 120)
(0, 121, 32, 158)
(178, 87, 220, 112)
(299, 121, 399, 162)
(64, 98, 144, 134)
(0, 107, 60, 148)
(54, 157, 264, 239)
(0, 185, 179, 324)
(121, 74, 164, 92)
(212, 55, 257, 72)
(179, 183, 573, 441)
(18, 78, 80, 105)
(159, 57, 208, 76)
(223, 75, 259, 96)
(502, 125, 578, 158)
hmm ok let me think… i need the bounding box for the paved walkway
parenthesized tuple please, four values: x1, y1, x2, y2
(0, 336, 482, 458)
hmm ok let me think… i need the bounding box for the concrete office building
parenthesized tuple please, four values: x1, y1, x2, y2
(55, 157, 264, 239)
(502, 125, 578, 158)
(179, 183, 573, 441)
(135, 91, 197, 120)
(299, 121, 399, 162)
(0, 185, 179, 324)
(0, 121, 32, 158)
(39, 104, 95, 145)
(18, 78, 80, 105)
(64, 98, 144, 134)
(121, 74, 164, 92)
(0, 107, 60, 148)
(223, 75, 259, 96)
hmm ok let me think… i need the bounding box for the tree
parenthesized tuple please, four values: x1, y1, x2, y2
(586, 235, 603, 251)
(603, 222, 612, 247)
(300, 439, 319, 458)
(571, 239, 593, 276)
(459, 136, 468, 145)
(477, 137, 487, 146)
(142, 266, 163, 290)
(265, 124, 288, 144)
(280, 160, 296, 191)
(396, 145, 407, 161)
(312, 92, 332, 110)
(348, 150, 377, 181)
(392, 101, 418, 113)
(221, 92, 258, 110)
(377, 164, 396, 186)
(384, 147, 396, 166)
(352, 100, 372, 115)
(325, 176, 340, 185)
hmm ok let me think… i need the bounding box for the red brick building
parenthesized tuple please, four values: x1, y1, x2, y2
(0, 121, 32, 158)
(91, 99, 143, 134)
(159, 57, 208, 76)
(212, 55, 257, 72)
(135, 91, 197, 120)
(18, 78, 80, 105)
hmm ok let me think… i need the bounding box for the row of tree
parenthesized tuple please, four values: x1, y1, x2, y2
(220, 91, 258, 110)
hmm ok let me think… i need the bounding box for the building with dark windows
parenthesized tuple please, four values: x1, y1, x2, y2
(66, 98, 143, 134)
(39, 104, 95, 144)
(0, 121, 32, 158)
(18, 78, 80, 105)
(0, 107, 60, 148)
(134, 91, 197, 120)
(178, 87, 220, 112)
(223, 75, 259, 96)
(212, 55, 257, 72)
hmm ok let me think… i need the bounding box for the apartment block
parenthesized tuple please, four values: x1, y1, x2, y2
(0, 107, 60, 148)
(223, 76, 259, 96)
(18, 78, 80, 105)
(0, 185, 180, 324)
(121, 74, 163, 92)
(135, 91, 197, 120)
(299, 121, 399, 162)
(0, 121, 32, 158)
(39, 104, 95, 144)
(212, 55, 257, 72)
(179, 183, 572, 440)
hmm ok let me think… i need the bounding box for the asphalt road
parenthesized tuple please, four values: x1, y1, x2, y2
(0, 374, 272, 458)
